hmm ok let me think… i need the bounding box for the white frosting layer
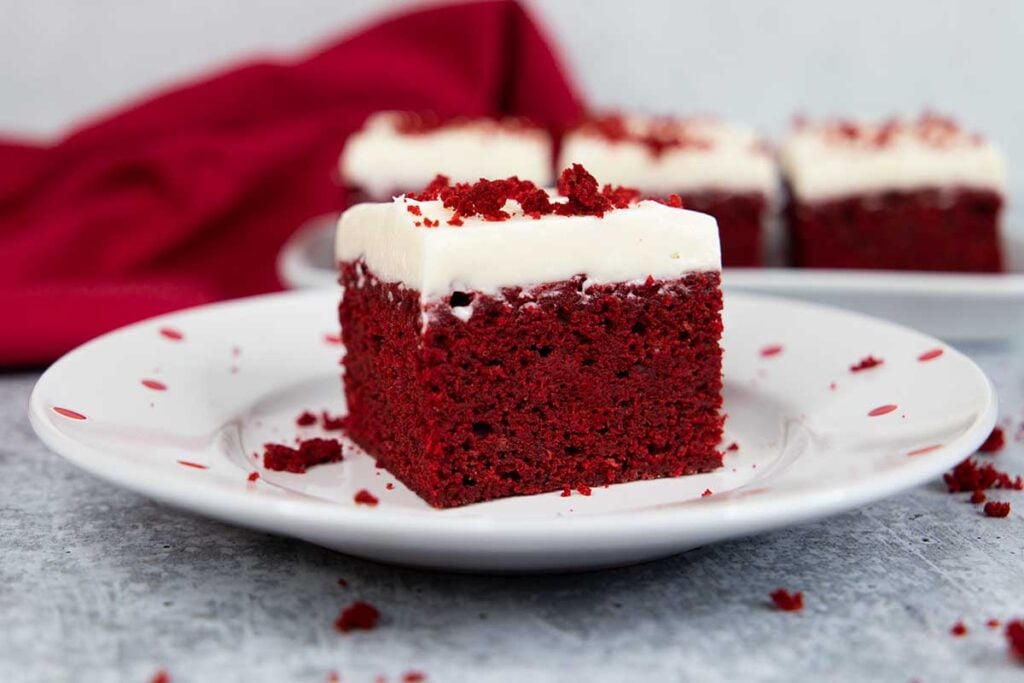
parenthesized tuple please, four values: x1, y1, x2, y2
(780, 119, 1006, 201)
(557, 117, 776, 195)
(336, 197, 721, 300)
(340, 112, 554, 196)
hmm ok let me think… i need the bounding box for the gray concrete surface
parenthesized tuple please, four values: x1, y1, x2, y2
(2, 344, 1023, 682)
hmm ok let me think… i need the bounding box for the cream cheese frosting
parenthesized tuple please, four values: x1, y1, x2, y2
(336, 196, 720, 300)
(340, 112, 554, 196)
(780, 116, 1006, 201)
(557, 116, 776, 195)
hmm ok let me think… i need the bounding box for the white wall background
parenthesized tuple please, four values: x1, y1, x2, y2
(2, 0, 1021, 210)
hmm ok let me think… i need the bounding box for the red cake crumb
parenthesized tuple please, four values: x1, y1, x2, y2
(560, 485, 572, 498)
(950, 621, 968, 637)
(577, 484, 592, 496)
(247, 471, 260, 482)
(984, 501, 1011, 518)
(988, 618, 1002, 630)
(701, 488, 713, 497)
(150, 670, 170, 683)
(406, 204, 422, 216)
(1007, 620, 1024, 661)
(159, 327, 184, 341)
(321, 412, 347, 431)
(979, 427, 1006, 453)
(760, 344, 783, 358)
(296, 410, 318, 426)
(970, 490, 987, 504)
(263, 438, 343, 473)
(407, 165, 648, 225)
(334, 601, 380, 633)
(770, 589, 804, 612)
(576, 113, 713, 157)
(401, 672, 426, 683)
(943, 458, 1023, 493)
(386, 482, 394, 490)
(354, 489, 379, 506)
(850, 356, 884, 372)
(726, 442, 739, 451)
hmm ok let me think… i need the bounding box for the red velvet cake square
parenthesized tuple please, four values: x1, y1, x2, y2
(336, 165, 725, 508)
(339, 111, 554, 204)
(558, 114, 776, 267)
(781, 114, 1005, 271)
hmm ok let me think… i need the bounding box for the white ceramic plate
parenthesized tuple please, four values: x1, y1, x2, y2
(277, 215, 1024, 341)
(30, 290, 996, 572)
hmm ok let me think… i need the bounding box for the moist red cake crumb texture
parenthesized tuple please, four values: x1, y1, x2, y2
(979, 426, 1006, 453)
(984, 501, 1011, 518)
(296, 410, 318, 426)
(334, 601, 380, 633)
(787, 188, 1002, 271)
(1007, 620, 1024, 661)
(770, 589, 804, 612)
(971, 490, 987, 504)
(950, 621, 968, 637)
(263, 438, 343, 473)
(247, 471, 260, 482)
(340, 262, 724, 508)
(943, 458, 1023, 493)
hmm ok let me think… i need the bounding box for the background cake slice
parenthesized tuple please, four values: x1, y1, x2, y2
(339, 111, 554, 204)
(337, 165, 725, 508)
(557, 113, 776, 267)
(780, 114, 1005, 271)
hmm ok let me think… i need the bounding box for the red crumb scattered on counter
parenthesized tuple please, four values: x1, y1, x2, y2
(760, 344, 783, 358)
(577, 484, 592, 496)
(296, 410, 318, 426)
(401, 672, 427, 682)
(247, 471, 260, 482)
(950, 621, 968, 637)
(984, 501, 1011, 518)
(988, 618, 1002, 630)
(150, 670, 171, 683)
(943, 459, 1023, 493)
(978, 426, 1006, 453)
(354, 489, 379, 506)
(1006, 619, 1024, 661)
(702, 489, 713, 498)
(970, 490, 987, 504)
(850, 355, 884, 372)
(386, 483, 395, 490)
(560, 484, 572, 497)
(334, 601, 380, 633)
(770, 589, 804, 612)
(264, 438, 343, 473)
(726, 442, 739, 451)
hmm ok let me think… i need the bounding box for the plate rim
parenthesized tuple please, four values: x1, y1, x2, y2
(28, 289, 998, 542)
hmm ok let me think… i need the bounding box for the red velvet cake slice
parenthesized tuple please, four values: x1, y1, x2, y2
(780, 114, 1005, 271)
(336, 165, 724, 508)
(557, 114, 776, 266)
(339, 111, 554, 203)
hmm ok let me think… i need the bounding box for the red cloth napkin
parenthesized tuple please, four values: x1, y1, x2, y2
(0, 0, 581, 366)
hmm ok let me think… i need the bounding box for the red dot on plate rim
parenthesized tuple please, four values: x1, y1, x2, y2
(907, 444, 942, 456)
(52, 406, 87, 420)
(760, 344, 783, 358)
(324, 333, 342, 345)
(177, 460, 208, 469)
(159, 327, 184, 341)
(141, 379, 167, 391)
(918, 348, 944, 362)
(868, 404, 899, 417)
